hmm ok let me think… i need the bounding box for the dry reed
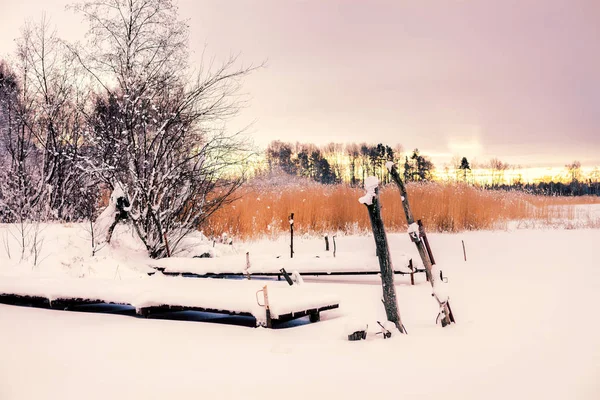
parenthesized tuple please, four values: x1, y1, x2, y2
(204, 180, 600, 239)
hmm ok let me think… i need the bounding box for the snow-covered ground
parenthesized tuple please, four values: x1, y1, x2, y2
(1, 219, 599, 399)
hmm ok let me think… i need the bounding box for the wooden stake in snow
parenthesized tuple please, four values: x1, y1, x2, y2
(245, 252, 251, 280)
(333, 235, 337, 258)
(408, 259, 415, 286)
(359, 176, 407, 334)
(462, 240, 467, 262)
(324, 234, 330, 251)
(387, 162, 455, 327)
(289, 213, 294, 258)
(256, 285, 272, 328)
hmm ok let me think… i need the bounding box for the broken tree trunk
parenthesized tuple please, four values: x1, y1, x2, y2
(359, 176, 407, 334)
(96, 187, 131, 245)
(387, 163, 455, 327)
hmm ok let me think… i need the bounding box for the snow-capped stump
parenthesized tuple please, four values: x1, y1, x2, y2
(377, 320, 401, 338)
(94, 184, 131, 245)
(193, 252, 213, 259)
(358, 176, 379, 206)
(346, 319, 368, 341)
(291, 270, 304, 285)
(407, 222, 420, 242)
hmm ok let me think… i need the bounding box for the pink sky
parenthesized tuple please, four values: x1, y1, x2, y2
(1, 0, 599, 167)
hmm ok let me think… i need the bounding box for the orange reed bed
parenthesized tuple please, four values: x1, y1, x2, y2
(204, 181, 600, 239)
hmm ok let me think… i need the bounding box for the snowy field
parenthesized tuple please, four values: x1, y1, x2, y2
(1, 219, 600, 399)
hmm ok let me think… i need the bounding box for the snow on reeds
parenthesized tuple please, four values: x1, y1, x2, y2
(205, 180, 600, 239)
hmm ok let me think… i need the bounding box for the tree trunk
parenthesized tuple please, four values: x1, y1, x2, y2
(361, 182, 406, 334)
(387, 163, 454, 327)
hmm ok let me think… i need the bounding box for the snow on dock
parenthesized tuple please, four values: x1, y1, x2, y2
(149, 252, 424, 277)
(0, 275, 340, 327)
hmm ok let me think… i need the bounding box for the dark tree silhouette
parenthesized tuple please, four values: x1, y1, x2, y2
(459, 157, 471, 182)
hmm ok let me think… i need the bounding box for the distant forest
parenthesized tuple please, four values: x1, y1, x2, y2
(260, 141, 600, 197)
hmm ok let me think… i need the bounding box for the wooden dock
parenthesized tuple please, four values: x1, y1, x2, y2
(149, 254, 426, 283)
(0, 275, 340, 328)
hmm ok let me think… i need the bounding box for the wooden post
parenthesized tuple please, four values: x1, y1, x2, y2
(408, 258, 415, 286)
(264, 285, 272, 328)
(333, 235, 337, 258)
(256, 285, 272, 328)
(289, 213, 294, 258)
(359, 177, 407, 334)
(462, 240, 467, 262)
(324, 234, 329, 251)
(387, 163, 454, 327)
(245, 252, 251, 280)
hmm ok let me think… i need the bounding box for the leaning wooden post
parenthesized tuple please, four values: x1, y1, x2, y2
(324, 234, 330, 251)
(387, 162, 455, 327)
(289, 213, 294, 258)
(359, 176, 407, 334)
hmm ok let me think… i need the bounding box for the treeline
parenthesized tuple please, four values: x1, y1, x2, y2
(459, 159, 600, 196)
(263, 141, 435, 185)
(261, 141, 599, 197)
(484, 181, 600, 197)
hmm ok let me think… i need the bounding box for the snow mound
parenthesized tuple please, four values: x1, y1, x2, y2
(358, 176, 379, 205)
(407, 222, 419, 235)
(345, 318, 368, 334)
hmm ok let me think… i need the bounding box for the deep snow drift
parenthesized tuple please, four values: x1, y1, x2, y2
(0, 221, 599, 400)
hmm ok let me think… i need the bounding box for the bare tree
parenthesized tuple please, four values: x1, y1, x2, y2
(69, 0, 258, 258)
(346, 143, 360, 186)
(0, 16, 95, 222)
(0, 56, 40, 223)
(458, 157, 471, 183)
(590, 167, 600, 184)
(450, 155, 462, 182)
(489, 158, 510, 187)
(565, 160, 582, 183)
